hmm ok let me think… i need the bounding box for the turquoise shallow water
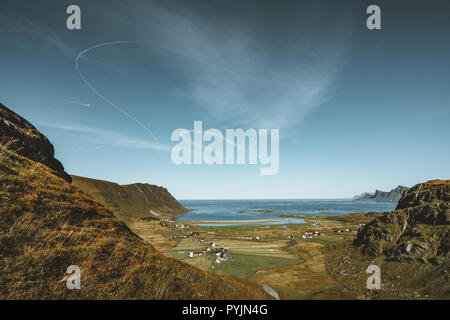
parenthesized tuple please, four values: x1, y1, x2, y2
(175, 199, 397, 226)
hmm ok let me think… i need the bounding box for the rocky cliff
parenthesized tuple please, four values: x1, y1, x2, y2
(71, 175, 189, 222)
(0, 103, 71, 182)
(353, 185, 408, 202)
(354, 180, 449, 264)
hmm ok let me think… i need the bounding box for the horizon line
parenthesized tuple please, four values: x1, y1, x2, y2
(177, 197, 356, 201)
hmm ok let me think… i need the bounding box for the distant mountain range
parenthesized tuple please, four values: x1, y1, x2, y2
(352, 185, 408, 202)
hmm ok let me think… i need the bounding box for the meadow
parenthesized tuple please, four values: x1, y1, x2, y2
(136, 210, 449, 300)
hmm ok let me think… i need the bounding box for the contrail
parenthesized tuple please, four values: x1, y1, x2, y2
(75, 40, 318, 142)
(75, 41, 160, 143)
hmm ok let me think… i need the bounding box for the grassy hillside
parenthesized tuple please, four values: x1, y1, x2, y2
(324, 242, 450, 299)
(71, 175, 189, 223)
(324, 180, 449, 299)
(0, 145, 270, 299)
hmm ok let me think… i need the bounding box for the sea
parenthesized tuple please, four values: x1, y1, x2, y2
(175, 199, 397, 226)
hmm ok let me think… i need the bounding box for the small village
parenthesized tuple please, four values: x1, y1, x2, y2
(156, 219, 232, 263)
(188, 242, 232, 264)
(150, 216, 368, 268)
(155, 217, 366, 245)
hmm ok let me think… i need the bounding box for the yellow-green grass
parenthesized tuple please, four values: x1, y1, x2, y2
(213, 253, 300, 279)
(164, 246, 301, 280)
(250, 243, 354, 300)
(324, 242, 450, 300)
(162, 232, 304, 280)
(0, 146, 270, 300)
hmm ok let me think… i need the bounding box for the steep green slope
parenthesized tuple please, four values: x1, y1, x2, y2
(0, 145, 269, 299)
(71, 175, 188, 223)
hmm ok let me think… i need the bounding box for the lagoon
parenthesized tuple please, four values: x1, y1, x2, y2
(175, 199, 397, 226)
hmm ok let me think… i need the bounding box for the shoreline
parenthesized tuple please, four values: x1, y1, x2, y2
(179, 219, 286, 225)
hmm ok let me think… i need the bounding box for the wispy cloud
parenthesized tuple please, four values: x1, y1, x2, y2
(65, 1, 353, 143)
(117, 1, 353, 131)
(68, 101, 92, 108)
(1, 2, 75, 56)
(75, 145, 107, 151)
(41, 123, 171, 152)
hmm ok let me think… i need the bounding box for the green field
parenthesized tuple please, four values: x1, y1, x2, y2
(213, 252, 301, 279)
(148, 206, 449, 300)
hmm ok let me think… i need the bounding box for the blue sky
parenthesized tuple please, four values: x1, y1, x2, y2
(0, 0, 449, 199)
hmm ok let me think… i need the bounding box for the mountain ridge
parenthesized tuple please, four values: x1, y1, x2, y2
(71, 175, 189, 223)
(353, 185, 408, 202)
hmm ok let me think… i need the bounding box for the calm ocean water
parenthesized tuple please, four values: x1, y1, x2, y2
(175, 199, 397, 226)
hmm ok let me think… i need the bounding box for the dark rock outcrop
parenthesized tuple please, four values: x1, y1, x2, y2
(0, 102, 71, 182)
(353, 185, 408, 202)
(354, 180, 449, 264)
(396, 180, 449, 211)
